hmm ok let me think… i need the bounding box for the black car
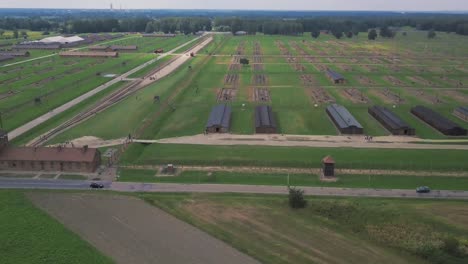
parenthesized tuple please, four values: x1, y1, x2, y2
(416, 186, 431, 193)
(90, 182, 104, 189)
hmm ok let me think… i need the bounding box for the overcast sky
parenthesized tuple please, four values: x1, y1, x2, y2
(1, 0, 468, 11)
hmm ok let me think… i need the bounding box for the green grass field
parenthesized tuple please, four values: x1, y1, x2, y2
(44, 30, 468, 145)
(121, 143, 468, 171)
(0, 190, 112, 264)
(141, 193, 468, 264)
(118, 169, 468, 190)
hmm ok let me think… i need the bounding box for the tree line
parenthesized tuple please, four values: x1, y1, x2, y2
(0, 14, 467, 36)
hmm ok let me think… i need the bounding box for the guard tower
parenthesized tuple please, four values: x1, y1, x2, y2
(322, 155, 335, 177)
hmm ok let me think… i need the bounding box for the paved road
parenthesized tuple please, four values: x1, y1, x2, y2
(9, 34, 208, 140)
(134, 133, 468, 150)
(2, 178, 467, 199)
(0, 178, 111, 189)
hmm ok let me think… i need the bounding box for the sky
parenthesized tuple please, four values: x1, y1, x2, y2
(1, 0, 468, 11)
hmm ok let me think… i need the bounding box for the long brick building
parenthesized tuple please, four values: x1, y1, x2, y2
(0, 130, 101, 173)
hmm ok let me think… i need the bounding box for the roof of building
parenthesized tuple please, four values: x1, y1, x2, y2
(110, 45, 138, 50)
(206, 104, 232, 128)
(412, 105, 464, 131)
(255, 105, 277, 128)
(41, 36, 84, 44)
(0, 51, 30, 57)
(59, 51, 118, 57)
(0, 55, 14, 62)
(322, 155, 335, 164)
(326, 69, 344, 81)
(0, 146, 98, 163)
(369, 106, 412, 130)
(13, 43, 61, 49)
(142, 33, 176, 37)
(455, 106, 468, 116)
(327, 104, 363, 129)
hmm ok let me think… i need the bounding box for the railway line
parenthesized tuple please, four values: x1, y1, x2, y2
(27, 35, 213, 146)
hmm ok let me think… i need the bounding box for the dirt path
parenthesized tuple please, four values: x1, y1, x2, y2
(28, 192, 260, 264)
(135, 134, 468, 150)
(9, 35, 208, 141)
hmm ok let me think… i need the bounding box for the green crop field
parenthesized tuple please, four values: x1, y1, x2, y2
(142, 193, 468, 264)
(0, 190, 112, 264)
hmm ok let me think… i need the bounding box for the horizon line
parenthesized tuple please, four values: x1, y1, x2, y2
(0, 7, 467, 13)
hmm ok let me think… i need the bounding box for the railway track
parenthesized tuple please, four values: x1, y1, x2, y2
(28, 36, 212, 147)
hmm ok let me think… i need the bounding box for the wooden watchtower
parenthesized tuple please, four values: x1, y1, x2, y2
(322, 156, 335, 177)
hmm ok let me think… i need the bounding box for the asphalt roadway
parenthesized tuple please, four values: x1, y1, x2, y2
(1, 178, 468, 199)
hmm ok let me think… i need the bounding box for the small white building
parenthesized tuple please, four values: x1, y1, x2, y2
(40, 36, 84, 44)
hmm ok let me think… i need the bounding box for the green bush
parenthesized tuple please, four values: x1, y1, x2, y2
(288, 187, 307, 209)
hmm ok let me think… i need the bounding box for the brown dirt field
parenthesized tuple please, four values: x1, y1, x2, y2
(253, 64, 264, 71)
(360, 65, 378, 73)
(409, 89, 443, 104)
(252, 87, 271, 102)
(342, 88, 370, 104)
(2, 66, 23, 74)
(301, 74, 318, 87)
(229, 64, 241, 71)
(337, 64, 353, 72)
(357, 75, 375, 86)
(217, 88, 237, 102)
(224, 74, 239, 86)
(293, 63, 305, 72)
(384, 76, 407, 86)
(28, 192, 259, 264)
(252, 74, 268, 86)
(437, 76, 464, 87)
(0, 90, 19, 100)
(443, 90, 468, 103)
(314, 64, 328, 72)
(369, 88, 404, 104)
(307, 88, 335, 104)
(180, 199, 415, 264)
(63, 60, 79, 66)
(407, 76, 434, 87)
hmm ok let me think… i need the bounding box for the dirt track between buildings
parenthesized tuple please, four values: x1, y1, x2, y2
(143, 134, 468, 150)
(28, 192, 259, 264)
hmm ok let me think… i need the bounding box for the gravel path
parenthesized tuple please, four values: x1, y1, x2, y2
(137, 133, 468, 150)
(28, 192, 260, 264)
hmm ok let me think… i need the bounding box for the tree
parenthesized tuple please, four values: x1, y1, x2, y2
(333, 31, 343, 39)
(379, 26, 395, 38)
(442, 237, 460, 256)
(311, 30, 320, 39)
(239, 58, 249, 66)
(289, 187, 307, 209)
(0, 29, 4, 36)
(368, 29, 377, 40)
(402, 31, 407, 37)
(427, 29, 436, 39)
(346, 31, 353, 38)
(20, 30, 28, 39)
(13, 29, 18, 39)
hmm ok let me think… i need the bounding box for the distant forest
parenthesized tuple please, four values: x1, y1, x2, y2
(0, 9, 467, 36)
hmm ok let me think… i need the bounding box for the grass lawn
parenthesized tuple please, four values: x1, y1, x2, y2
(121, 143, 468, 171)
(141, 193, 468, 264)
(119, 169, 468, 190)
(0, 190, 112, 264)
